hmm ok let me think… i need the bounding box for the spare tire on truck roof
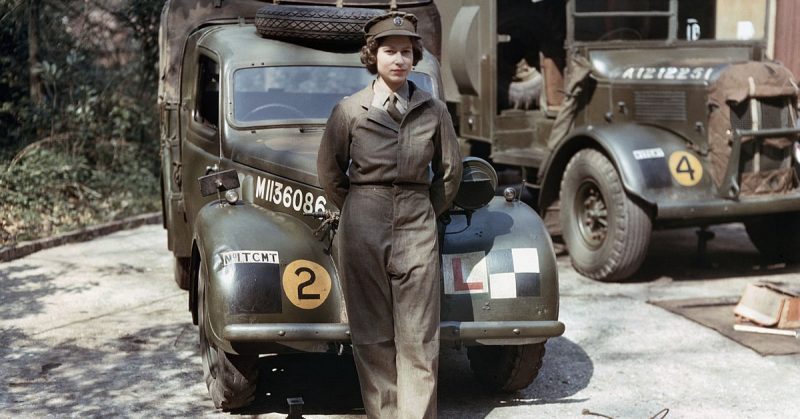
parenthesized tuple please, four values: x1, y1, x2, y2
(255, 4, 384, 44)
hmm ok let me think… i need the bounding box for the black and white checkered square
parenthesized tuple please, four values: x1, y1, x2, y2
(486, 248, 540, 298)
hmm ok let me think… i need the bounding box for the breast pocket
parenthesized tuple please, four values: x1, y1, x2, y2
(351, 120, 400, 173)
(398, 114, 437, 179)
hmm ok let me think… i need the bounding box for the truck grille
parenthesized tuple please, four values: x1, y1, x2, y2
(730, 97, 797, 195)
(730, 97, 792, 130)
(634, 91, 686, 121)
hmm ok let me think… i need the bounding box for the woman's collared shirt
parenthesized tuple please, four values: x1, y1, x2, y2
(371, 78, 409, 114)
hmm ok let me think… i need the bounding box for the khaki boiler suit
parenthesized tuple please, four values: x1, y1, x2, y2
(317, 80, 462, 418)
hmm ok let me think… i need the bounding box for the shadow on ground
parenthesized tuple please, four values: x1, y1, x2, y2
(0, 263, 85, 321)
(438, 337, 592, 418)
(230, 336, 593, 418)
(623, 225, 800, 283)
(1, 322, 207, 417)
(235, 352, 364, 416)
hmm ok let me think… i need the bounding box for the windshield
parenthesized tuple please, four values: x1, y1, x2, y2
(572, 0, 768, 42)
(232, 66, 435, 125)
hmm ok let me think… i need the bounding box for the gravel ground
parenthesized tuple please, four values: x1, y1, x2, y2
(1, 223, 798, 418)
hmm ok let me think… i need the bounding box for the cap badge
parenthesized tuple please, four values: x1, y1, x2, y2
(393, 16, 404, 26)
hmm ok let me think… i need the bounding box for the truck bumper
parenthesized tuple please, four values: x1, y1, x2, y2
(657, 127, 800, 221)
(657, 191, 800, 221)
(223, 320, 565, 343)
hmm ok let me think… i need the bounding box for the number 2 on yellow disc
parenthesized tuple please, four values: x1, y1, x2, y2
(282, 259, 332, 309)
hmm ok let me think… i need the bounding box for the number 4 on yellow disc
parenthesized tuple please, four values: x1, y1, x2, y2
(668, 151, 703, 187)
(282, 259, 332, 309)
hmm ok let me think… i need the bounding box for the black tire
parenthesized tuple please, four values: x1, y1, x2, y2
(467, 343, 546, 392)
(744, 212, 800, 263)
(255, 5, 383, 44)
(559, 149, 652, 281)
(198, 265, 258, 410)
(174, 256, 190, 290)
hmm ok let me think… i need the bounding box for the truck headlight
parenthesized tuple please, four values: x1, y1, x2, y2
(453, 157, 498, 210)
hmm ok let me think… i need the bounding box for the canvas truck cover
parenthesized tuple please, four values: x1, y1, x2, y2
(706, 62, 800, 193)
(157, 0, 440, 107)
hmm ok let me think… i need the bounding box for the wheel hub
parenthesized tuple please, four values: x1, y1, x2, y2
(576, 182, 608, 249)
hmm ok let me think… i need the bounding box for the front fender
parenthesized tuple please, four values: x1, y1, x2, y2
(194, 201, 342, 354)
(542, 123, 714, 211)
(440, 196, 559, 343)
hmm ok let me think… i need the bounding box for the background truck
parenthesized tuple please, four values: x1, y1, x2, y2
(436, 0, 800, 281)
(158, 0, 563, 410)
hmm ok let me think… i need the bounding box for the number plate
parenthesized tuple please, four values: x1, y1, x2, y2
(254, 175, 328, 215)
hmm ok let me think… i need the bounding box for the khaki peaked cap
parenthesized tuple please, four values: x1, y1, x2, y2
(364, 12, 421, 40)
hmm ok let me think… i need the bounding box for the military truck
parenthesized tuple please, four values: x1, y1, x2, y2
(436, 0, 800, 281)
(158, 0, 563, 410)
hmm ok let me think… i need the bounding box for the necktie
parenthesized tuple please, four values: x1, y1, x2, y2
(387, 94, 402, 123)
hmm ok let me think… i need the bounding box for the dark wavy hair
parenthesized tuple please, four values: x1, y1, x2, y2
(360, 36, 424, 75)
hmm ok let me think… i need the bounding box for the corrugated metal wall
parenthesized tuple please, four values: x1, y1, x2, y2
(774, 0, 800, 78)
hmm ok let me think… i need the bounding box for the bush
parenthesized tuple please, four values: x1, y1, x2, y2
(0, 142, 159, 244)
(0, 0, 165, 246)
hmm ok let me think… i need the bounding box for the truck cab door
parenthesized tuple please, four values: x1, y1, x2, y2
(180, 45, 223, 234)
(437, 0, 496, 143)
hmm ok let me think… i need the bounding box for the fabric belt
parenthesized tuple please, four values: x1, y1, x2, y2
(350, 183, 429, 192)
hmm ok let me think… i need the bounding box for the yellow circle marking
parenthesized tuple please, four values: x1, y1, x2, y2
(668, 151, 703, 187)
(282, 259, 331, 310)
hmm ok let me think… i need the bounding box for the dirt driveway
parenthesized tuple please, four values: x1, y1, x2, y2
(1, 224, 798, 418)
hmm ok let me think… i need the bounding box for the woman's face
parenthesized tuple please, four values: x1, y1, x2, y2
(376, 35, 413, 91)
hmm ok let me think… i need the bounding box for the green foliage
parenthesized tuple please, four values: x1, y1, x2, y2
(0, 0, 165, 246)
(0, 144, 159, 244)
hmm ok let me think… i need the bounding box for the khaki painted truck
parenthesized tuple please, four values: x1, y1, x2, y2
(158, 0, 563, 410)
(436, 0, 800, 281)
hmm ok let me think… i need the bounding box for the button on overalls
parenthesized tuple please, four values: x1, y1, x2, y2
(317, 81, 462, 418)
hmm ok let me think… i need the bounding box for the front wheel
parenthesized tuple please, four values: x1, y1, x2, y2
(559, 149, 652, 281)
(467, 343, 546, 392)
(198, 264, 258, 410)
(744, 212, 800, 263)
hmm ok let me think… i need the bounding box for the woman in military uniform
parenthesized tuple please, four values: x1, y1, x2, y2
(317, 11, 462, 419)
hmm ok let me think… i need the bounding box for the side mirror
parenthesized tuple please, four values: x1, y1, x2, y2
(452, 157, 497, 210)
